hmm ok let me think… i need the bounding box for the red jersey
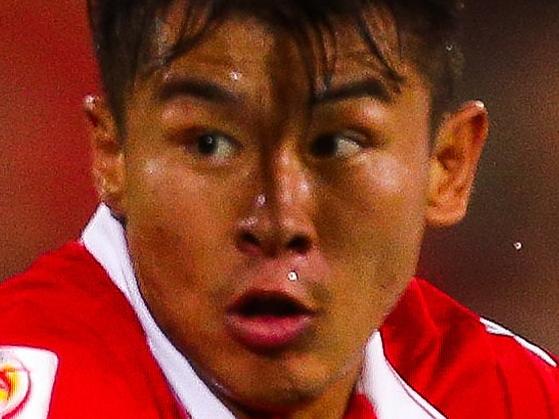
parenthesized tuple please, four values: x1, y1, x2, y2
(0, 207, 557, 418)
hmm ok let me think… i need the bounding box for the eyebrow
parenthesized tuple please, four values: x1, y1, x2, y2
(157, 77, 239, 104)
(312, 78, 394, 105)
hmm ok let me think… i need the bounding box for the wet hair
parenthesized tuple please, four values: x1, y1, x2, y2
(87, 0, 466, 129)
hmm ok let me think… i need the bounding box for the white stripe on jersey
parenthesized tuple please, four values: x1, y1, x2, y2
(359, 332, 446, 419)
(481, 318, 557, 368)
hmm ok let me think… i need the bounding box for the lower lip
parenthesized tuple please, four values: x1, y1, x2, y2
(225, 314, 313, 350)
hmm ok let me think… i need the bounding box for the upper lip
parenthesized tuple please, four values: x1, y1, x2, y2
(226, 256, 327, 317)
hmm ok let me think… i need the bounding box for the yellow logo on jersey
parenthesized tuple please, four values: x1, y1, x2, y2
(0, 357, 30, 417)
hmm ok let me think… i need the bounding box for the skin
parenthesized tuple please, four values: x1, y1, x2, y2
(86, 6, 488, 419)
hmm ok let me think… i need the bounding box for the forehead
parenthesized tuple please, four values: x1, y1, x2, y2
(150, 1, 409, 91)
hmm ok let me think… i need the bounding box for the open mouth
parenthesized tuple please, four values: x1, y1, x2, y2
(225, 292, 315, 350)
(233, 293, 312, 318)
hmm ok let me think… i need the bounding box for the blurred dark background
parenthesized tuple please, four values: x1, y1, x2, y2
(1, 1, 558, 353)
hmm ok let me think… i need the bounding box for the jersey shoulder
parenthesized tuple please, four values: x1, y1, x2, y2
(0, 242, 184, 419)
(0, 241, 138, 347)
(381, 278, 559, 419)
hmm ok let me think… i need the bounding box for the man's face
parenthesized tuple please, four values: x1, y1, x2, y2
(118, 8, 432, 413)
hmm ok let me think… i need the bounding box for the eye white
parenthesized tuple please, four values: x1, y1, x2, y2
(335, 136, 362, 158)
(310, 134, 362, 159)
(195, 134, 237, 160)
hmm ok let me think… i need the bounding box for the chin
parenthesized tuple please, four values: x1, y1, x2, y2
(228, 380, 324, 415)
(215, 354, 347, 414)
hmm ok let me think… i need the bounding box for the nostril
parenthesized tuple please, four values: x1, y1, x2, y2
(236, 229, 312, 256)
(237, 231, 261, 254)
(243, 232, 259, 245)
(287, 235, 312, 254)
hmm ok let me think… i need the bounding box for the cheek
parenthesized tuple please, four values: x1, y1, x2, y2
(366, 155, 428, 233)
(368, 156, 428, 266)
(124, 155, 236, 291)
(318, 153, 428, 303)
(127, 155, 234, 233)
(320, 154, 428, 246)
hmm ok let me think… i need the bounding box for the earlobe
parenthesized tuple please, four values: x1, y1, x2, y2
(84, 95, 127, 215)
(426, 101, 489, 227)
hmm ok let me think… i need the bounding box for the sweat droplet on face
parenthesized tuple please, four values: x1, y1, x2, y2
(144, 160, 163, 176)
(288, 272, 298, 282)
(256, 194, 266, 207)
(513, 242, 523, 251)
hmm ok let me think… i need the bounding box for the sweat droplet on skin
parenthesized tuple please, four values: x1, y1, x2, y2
(513, 242, 523, 251)
(144, 160, 162, 176)
(288, 272, 298, 282)
(256, 194, 266, 207)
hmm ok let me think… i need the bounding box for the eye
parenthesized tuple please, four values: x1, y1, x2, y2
(191, 133, 237, 162)
(309, 134, 363, 160)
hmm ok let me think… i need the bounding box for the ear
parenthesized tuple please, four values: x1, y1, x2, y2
(83, 95, 127, 216)
(426, 101, 489, 227)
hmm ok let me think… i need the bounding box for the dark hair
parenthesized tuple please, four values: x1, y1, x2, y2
(87, 0, 465, 130)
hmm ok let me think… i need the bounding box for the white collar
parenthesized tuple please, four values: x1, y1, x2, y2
(81, 204, 444, 419)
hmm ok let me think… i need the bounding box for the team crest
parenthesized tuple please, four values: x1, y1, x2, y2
(0, 347, 58, 419)
(0, 355, 30, 417)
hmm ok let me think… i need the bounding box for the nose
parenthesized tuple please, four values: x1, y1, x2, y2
(236, 150, 316, 258)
